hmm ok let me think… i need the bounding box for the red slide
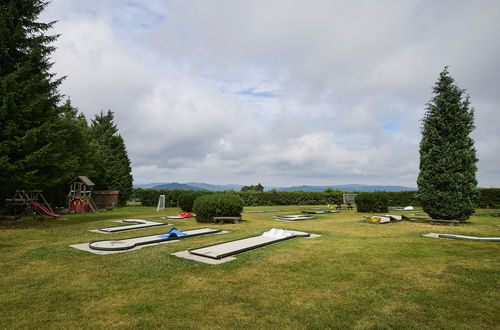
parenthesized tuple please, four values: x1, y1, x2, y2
(30, 201, 60, 219)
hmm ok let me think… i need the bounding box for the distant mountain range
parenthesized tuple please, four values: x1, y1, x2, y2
(273, 184, 417, 192)
(134, 182, 417, 192)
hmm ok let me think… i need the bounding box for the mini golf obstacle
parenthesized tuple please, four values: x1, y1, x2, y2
(242, 209, 282, 213)
(301, 210, 340, 214)
(173, 228, 317, 263)
(274, 214, 316, 221)
(389, 206, 421, 211)
(424, 233, 500, 242)
(70, 227, 224, 254)
(163, 212, 195, 219)
(91, 219, 171, 233)
(362, 214, 405, 224)
(89, 227, 220, 251)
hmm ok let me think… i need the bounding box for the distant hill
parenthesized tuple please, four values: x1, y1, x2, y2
(273, 184, 416, 192)
(134, 182, 169, 189)
(273, 185, 332, 192)
(135, 182, 416, 192)
(186, 182, 243, 191)
(338, 184, 416, 192)
(152, 183, 203, 191)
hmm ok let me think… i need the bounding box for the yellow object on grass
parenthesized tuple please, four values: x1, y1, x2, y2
(364, 216, 382, 222)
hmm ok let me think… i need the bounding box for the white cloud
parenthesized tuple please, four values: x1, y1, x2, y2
(49, 12, 158, 122)
(41, 0, 500, 187)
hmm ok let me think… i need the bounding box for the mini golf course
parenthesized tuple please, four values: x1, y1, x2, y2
(93, 219, 170, 233)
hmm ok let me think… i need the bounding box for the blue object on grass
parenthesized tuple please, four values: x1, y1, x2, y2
(158, 227, 187, 239)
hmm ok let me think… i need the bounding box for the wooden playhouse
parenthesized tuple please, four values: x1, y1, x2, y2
(68, 176, 97, 212)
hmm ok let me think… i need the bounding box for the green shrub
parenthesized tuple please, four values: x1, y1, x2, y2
(132, 187, 500, 209)
(355, 192, 388, 213)
(193, 193, 244, 223)
(133, 188, 193, 207)
(383, 191, 420, 207)
(177, 191, 206, 212)
(239, 191, 343, 206)
(476, 188, 500, 208)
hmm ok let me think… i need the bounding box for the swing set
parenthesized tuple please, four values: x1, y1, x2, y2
(4, 190, 60, 219)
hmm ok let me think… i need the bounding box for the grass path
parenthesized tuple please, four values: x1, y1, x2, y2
(1, 206, 499, 329)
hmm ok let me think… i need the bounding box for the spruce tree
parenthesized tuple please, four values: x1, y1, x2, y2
(417, 67, 478, 220)
(0, 0, 84, 204)
(240, 183, 264, 192)
(90, 110, 133, 205)
(45, 100, 96, 203)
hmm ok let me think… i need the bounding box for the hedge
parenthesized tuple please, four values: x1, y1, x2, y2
(477, 188, 500, 208)
(178, 191, 207, 212)
(239, 191, 343, 206)
(132, 188, 500, 209)
(382, 191, 421, 207)
(133, 188, 205, 207)
(355, 192, 389, 213)
(193, 193, 244, 223)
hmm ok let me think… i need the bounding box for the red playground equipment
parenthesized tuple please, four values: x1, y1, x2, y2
(31, 201, 60, 218)
(69, 198, 90, 212)
(5, 190, 59, 219)
(68, 176, 97, 213)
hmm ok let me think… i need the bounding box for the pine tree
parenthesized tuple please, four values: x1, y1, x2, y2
(0, 0, 79, 204)
(240, 183, 264, 192)
(44, 100, 96, 204)
(417, 67, 478, 220)
(90, 110, 133, 205)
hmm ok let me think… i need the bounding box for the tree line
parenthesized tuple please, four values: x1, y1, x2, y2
(133, 188, 499, 209)
(0, 1, 132, 206)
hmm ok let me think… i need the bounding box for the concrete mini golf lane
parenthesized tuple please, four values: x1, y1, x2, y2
(188, 228, 311, 259)
(93, 219, 170, 233)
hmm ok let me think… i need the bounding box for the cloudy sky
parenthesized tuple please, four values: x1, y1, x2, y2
(41, 0, 500, 187)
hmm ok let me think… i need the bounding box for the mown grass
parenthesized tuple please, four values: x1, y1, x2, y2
(1, 206, 499, 329)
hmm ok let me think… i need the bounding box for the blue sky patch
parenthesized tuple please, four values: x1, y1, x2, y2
(236, 88, 280, 98)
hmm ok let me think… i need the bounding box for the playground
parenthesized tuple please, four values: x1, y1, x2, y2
(0, 205, 499, 329)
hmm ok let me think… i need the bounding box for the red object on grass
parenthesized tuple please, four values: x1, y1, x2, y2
(30, 201, 60, 219)
(177, 212, 194, 218)
(69, 198, 89, 212)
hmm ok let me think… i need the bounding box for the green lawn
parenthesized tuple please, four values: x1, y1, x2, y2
(1, 206, 499, 329)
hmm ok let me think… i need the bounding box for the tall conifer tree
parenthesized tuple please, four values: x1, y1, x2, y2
(417, 67, 478, 220)
(0, 0, 79, 203)
(90, 110, 133, 205)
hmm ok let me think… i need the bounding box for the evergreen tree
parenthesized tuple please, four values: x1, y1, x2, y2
(240, 183, 264, 192)
(417, 67, 478, 220)
(45, 100, 96, 203)
(0, 0, 82, 204)
(90, 110, 133, 205)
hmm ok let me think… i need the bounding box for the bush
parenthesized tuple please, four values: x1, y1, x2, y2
(193, 193, 244, 223)
(477, 188, 500, 208)
(133, 188, 500, 209)
(133, 188, 193, 207)
(355, 192, 388, 213)
(239, 191, 343, 206)
(178, 191, 206, 212)
(383, 191, 421, 207)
